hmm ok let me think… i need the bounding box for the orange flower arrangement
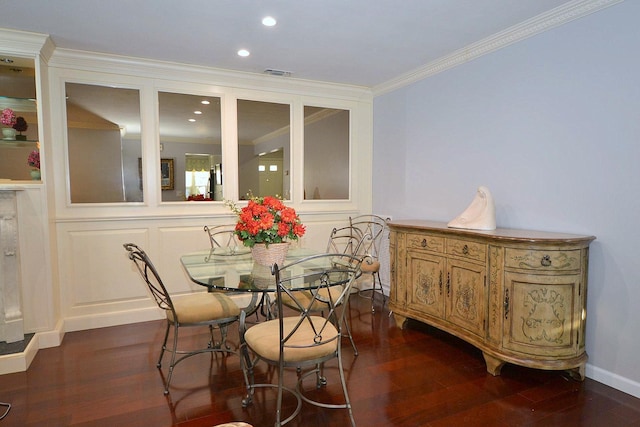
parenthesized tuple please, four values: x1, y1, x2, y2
(226, 195, 305, 248)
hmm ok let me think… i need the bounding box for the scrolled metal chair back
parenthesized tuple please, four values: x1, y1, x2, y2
(273, 253, 363, 347)
(204, 225, 242, 250)
(123, 243, 175, 317)
(349, 214, 389, 259)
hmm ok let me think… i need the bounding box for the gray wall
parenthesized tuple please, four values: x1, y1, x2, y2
(68, 128, 124, 203)
(373, 1, 640, 396)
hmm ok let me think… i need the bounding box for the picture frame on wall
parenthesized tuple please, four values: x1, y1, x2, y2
(161, 158, 174, 190)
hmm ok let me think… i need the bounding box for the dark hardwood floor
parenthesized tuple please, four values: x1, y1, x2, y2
(1, 294, 640, 427)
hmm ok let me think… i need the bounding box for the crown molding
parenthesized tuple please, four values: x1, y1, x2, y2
(48, 48, 372, 102)
(0, 28, 50, 58)
(373, 0, 623, 97)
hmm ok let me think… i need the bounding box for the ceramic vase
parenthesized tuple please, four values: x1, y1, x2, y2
(2, 128, 16, 140)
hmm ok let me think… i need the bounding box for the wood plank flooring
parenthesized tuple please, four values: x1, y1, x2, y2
(1, 294, 639, 426)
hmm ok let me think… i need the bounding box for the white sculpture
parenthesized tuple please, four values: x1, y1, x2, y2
(447, 186, 496, 231)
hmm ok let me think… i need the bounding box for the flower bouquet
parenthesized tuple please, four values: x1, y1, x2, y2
(27, 149, 41, 180)
(27, 150, 40, 170)
(226, 195, 306, 266)
(1, 108, 16, 127)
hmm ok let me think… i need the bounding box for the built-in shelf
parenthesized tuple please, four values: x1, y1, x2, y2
(0, 140, 38, 147)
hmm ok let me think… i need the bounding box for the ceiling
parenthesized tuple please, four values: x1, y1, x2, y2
(0, 0, 576, 88)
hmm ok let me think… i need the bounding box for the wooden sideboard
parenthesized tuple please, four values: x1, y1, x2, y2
(388, 220, 595, 379)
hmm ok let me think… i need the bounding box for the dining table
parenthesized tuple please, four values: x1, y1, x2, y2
(180, 246, 356, 318)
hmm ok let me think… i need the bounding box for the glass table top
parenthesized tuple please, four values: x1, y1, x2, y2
(180, 247, 342, 292)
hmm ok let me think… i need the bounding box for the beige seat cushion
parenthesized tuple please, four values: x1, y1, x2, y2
(168, 292, 240, 323)
(360, 259, 380, 273)
(245, 316, 338, 363)
(279, 286, 344, 312)
(213, 423, 253, 427)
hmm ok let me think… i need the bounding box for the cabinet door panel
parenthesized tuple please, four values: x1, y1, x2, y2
(407, 252, 445, 318)
(446, 259, 485, 336)
(503, 272, 579, 356)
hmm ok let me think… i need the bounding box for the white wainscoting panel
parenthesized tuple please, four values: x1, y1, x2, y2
(56, 215, 354, 332)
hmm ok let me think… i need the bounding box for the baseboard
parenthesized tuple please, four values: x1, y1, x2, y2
(37, 319, 65, 349)
(63, 306, 164, 333)
(586, 363, 640, 399)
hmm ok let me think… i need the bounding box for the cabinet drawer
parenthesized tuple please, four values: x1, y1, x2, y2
(446, 238, 486, 262)
(504, 248, 582, 272)
(406, 233, 444, 253)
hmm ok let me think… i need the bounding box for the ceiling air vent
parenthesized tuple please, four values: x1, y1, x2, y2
(264, 69, 292, 77)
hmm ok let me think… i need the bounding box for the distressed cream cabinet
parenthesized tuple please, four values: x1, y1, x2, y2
(389, 220, 595, 379)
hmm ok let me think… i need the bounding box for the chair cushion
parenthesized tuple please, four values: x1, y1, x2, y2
(279, 286, 344, 312)
(245, 316, 338, 363)
(212, 423, 253, 427)
(360, 259, 380, 273)
(168, 292, 240, 323)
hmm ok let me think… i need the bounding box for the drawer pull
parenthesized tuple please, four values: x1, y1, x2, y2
(439, 271, 443, 295)
(540, 255, 552, 267)
(462, 244, 469, 255)
(421, 239, 427, 247)
(446, 272, 450, 296)
(504, 289, 510, 319)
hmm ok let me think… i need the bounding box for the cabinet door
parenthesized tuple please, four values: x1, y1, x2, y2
(406, 251, 445, 318)
(446, 258, 486, 337)
(503, 272, 580, 357)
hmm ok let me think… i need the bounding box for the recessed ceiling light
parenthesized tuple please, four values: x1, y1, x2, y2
(188, 118, 196, 122)
(237, 49, 250, 57)
(201, 100, 210, 105)
(262, 16, 276, 27)
(194, 110, 202, 115)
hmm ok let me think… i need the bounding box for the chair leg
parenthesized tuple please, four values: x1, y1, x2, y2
(164, 324, 180, 395)
(157, 322, 170, 368)
(371, 271, 386, 314)
(337, 347, 356, 427)
(276, 360, 286, 426)
(240, 343, 255, 408)
(208, 324, 216, 348)
(207, 324, 229, 350)
(343, 301, 358, 356)
(316, 362, 327, 388)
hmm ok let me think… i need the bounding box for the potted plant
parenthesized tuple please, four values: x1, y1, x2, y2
(226, 195, 306, 266)
(13, 116, 28, 141)
(1, 108, 16, 140)
(27, 149, 41, 180)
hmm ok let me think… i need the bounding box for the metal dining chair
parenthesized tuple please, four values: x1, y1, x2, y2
(278, 225, 366, 355)
(349, 215, 390, 313)
(204, 224, 243, 256)
(239, 253, 363, 426)
(204, 225, 266, 318)
(123, 243, 240, 394)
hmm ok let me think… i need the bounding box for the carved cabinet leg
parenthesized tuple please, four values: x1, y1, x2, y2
(392, 313, 407, 329)
(483, 352, 505, 376)
(567, 364, 586, 381)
